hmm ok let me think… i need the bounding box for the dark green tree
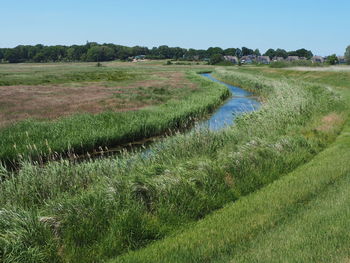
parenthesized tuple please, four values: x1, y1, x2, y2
(131, 46, 149, 57)
(275, 48, 288, 58)
(209, 54, 223, 65)
(288, 48, 313, 59)
(254, 49, 261, 56)
(4, 48, 22, 63)
(326, 54, 339, 65)
(86, 46, 115, 62)
(224, 48, 237, 56)
(263, 49, 276, 59)
(242, 47, 254, 56)
(67, 45, 88, 61)
(207, 47, 224, 57)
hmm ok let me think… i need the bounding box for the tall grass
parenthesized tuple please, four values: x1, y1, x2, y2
(269, 60, 324, 68)
(0, 69, 346, 262)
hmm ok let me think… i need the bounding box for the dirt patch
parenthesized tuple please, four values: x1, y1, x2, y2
(0, 71, 197, 127)
(316, 113, 344, 132)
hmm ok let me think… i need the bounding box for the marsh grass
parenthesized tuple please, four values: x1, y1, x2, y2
(0, 68, 347, 262)
(0, 68, 134, 86)
(0, 71, 229, 167)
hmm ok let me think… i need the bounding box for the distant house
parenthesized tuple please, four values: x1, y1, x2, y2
(338, 56, 347, 64)
(312, 56, 324, 63)
(223, 56, 239, 64)
(272, 57, 284, 62)
(257, 56, 271, 64)
(286, 56, 299, 62)
(135, 55, 146, 60)
(240, 55, 256, 64)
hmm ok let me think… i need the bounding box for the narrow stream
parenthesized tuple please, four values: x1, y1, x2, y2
(196, 73, 260, 131)
(7, 74, 261, 170)
(72, 73, 261, 160)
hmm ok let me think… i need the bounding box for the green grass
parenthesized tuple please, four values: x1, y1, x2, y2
(269, 60, 324, 68)
(233, 65, 350, 89)
(1, 66, 347, 262)
(0, 63, 136, 86)
(113, 119, 350, 263)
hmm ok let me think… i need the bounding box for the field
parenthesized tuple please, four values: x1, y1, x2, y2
(1, 62, 350, 263)
(0, 61, 229, 166)
(0, 62, 206, 127)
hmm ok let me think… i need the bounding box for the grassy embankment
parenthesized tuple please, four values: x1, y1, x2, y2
(112, 66, 350, 263)
(0, 62, 228, 166)
(0, 66, 347, 262)
(115, 119, 350, 263)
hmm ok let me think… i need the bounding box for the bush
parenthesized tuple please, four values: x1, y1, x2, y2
(209, 54, 223, 65)
(270, 60, 323, 68)
(215, 60, 235, 66)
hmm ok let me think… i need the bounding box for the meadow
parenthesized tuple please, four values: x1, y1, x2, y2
(1, 62, 349, 262)
(0, 61, 229, 167)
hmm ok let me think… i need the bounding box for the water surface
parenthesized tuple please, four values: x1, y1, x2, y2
(196, 73, 260, 131)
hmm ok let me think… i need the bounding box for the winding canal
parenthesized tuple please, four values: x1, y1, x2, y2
(74, 73, 261, 160)
(196, 73, 260, 131)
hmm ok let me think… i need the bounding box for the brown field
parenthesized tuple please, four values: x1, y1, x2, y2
(0, 68, 198, 127)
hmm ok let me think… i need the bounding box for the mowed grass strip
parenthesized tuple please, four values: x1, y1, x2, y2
(112, 120, 350, 263)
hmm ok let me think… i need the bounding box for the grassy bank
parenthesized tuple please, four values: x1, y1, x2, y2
(0, 68, 347, 262)
(0, 71, 229, 166)
(114, 119, 350, 263)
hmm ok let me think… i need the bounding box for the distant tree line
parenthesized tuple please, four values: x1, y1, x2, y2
(262, 48, 313, 59)
(0, 42, 315, 63)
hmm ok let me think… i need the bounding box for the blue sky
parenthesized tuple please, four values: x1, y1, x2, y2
(1, 0, 349, 55)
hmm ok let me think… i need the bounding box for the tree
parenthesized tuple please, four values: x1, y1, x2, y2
(4, 48, 22, 63)
(209, 54, 223, 65)
(263, 49, 276, 59)
(207, 47, 224, 57)
(157, 45, 172, 59)
(131, 46, 149, 57)
(86, 46, 115, 62)
(326, 54, 339, 65)
(345, 45, 350, 65)
(275, 48, 288, 58)
(116, 46, 132, 60)
(235, 48, 242, 58)
(172, 47, 186, 60)
(67, 45, 88, 61)
(288, 48, 313, 59)
(241, 47, 254, 56)
(224, 48, 237, 56)
(253, 49, 261, 56)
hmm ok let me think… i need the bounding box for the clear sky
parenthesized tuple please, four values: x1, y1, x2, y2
(1, 0, 349, 55)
